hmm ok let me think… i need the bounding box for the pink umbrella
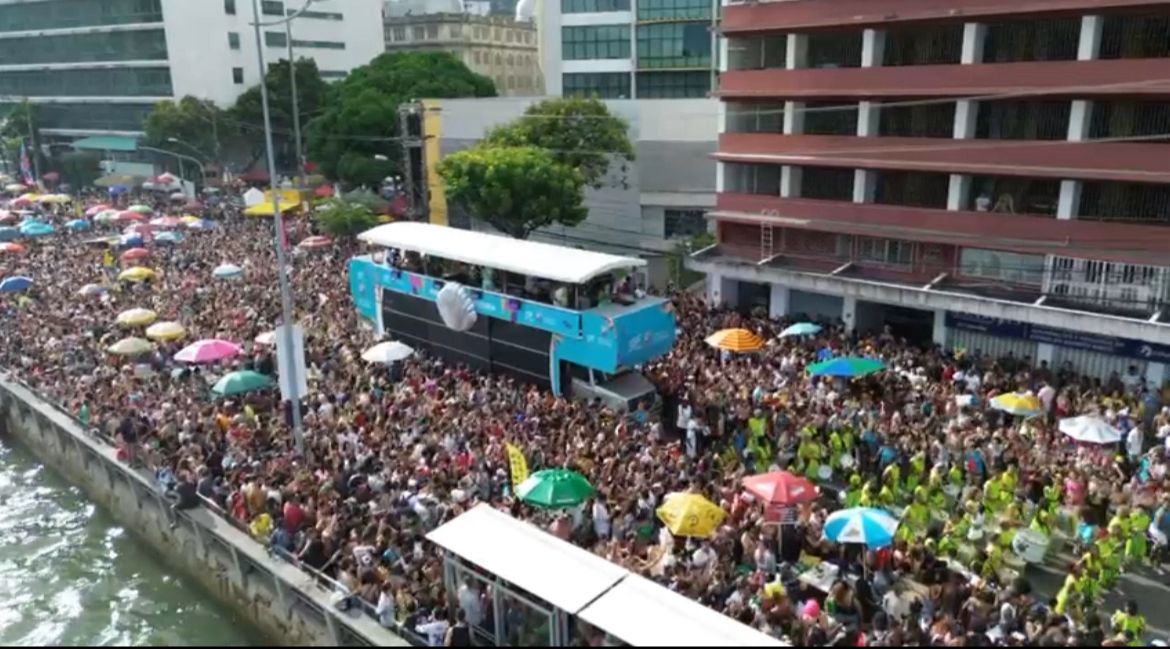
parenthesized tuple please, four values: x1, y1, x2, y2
(124, 223, 155, 235)
(120, 247, 151, 263)
(150, 216, 184, 228)
(0, 212, 16, 224)
(85, 204, 110, 217)
(297, 235, 332, 250)
(174, 339, 242, 364)
(117, 210, 146, 222)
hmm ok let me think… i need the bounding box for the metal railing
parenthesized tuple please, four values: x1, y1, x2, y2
(1, 373, 429, 647)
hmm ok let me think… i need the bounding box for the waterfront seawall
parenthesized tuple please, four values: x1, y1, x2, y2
(0, 376, 409, 648)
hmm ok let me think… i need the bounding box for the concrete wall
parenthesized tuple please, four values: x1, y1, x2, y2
(0, 376, 409, 649)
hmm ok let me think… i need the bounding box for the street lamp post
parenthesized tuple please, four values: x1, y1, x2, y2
(139, 145, 205, 193)
(253, 0, 315, 189)
(250, 0, 305, 456)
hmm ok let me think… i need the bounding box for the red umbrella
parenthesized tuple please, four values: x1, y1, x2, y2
(742, 471, 818, 506)
(0, 242, 26, 254)
(184, 200, 203, 211)
(121, 247, 151, 263)
(314, 184, 335, 197)
(297, 235, 332, 250)
(117, 210, 146, 222)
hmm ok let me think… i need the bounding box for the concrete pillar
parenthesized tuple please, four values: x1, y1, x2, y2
(857, 101, 880, 137)
(783, 101, 805, 134)
(953, 100, 978, 139)
(1036, 342, 1056, 367)
(861, 29, 886, 68)
(842, 295, 857, 332)
(932, 309, 947, 346)
(961, 23, 987, 64)
(1056, 180, 1081, 220)
(769, 284, 790, 319)
(706, 273, 721, 303)
(1146, 362, 1167, 388)
(786, 33, 808, 69)
(715, 161, 725, 193)
(947, 174, 972, 211)
(1078, 15, 1104, 60)
(853, 170, 876, 203)
(781, 166, 802, 198)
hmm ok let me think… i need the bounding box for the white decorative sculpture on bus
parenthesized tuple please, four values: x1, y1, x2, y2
(436, 282, 478, 332)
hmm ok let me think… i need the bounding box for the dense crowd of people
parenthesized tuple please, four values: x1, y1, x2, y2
(2, 184, 1169, 647)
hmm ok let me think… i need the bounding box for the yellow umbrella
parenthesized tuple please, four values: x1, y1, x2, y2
(989, 393, 1043, 417)
(180, 215, 201, 224)
(146, 321, 186, 341)
(116, 308, 158, 327)
(704, 328, 764, 353)
(118, 267, 157, 282)
(39, 194, 71, 204)
(107, 337, 153, 355)
(656, 492, 726, 539)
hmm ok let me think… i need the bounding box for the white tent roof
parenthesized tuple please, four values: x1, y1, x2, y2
(425, 504, 627, 614)
(578, 574, 787, 647)
(359, 222, 645, 285)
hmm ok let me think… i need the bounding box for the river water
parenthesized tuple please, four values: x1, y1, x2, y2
(0, 438, 259, 647)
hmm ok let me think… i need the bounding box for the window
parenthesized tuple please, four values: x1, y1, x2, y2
(450, 24, 462, 38)
(664, 209, 707, 238)
(0, 29, 168, 65)
(562, 72, 630, 99)
(637, 0, 710, 21)
(232, 67, 245, 84)
(562, 25, 631, 60)
(0, 0, 163, 32)
(264, 31, 287, 48)
(228, 32, 241, 50)
(635, 70, 710, 98)
(856, 237, 913, 266)
(224, 0, 236, 15)
(0, 101, 154, 131)
(427, 25, 439, 40)
(0, 67, 173, 97)
(636, 23, 711, 69)
(294, 9, 343, 20)
(292, 39, 345, 49)
(474, 51, 481, 64)
(414, 26, 426, 40)
(959, 248, 1045, 285)
(261, 1, 284, 16)
(561, 0, 629, 12)
(392, 26, 405, 41)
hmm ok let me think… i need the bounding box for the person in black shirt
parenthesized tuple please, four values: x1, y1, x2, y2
(445, 610, 472, 647)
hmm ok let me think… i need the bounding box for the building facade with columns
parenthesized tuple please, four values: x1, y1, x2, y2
(691, 0, 1170, 384)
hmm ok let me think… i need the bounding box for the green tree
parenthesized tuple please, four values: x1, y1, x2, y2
(142, 96, 224, 160)
(484, 97, 635, 189)
(1, 102, 45, 178)
(51, 151, 102, 189)
(231, 57, 329, 170)
(438, 146, 586, 239)
(306, 52, 496, 185)
(315, 197, 380, 236)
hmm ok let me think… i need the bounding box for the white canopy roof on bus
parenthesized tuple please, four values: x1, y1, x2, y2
(359, 222, 646, 285)
(425, 504, 628, 614)
(578, 573, 787, 647)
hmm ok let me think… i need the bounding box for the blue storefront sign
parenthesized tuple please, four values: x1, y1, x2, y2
(945, 313, 1170, 363)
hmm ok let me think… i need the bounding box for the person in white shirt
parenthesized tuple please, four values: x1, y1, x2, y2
(592, 498, 611, 540)
(376, 584, 397, 628)
(415, 612, 451, 647)
(457, 579, 484, 627)
(686, 420, 700, 459)
(1037, 382, 1056, 413)
(1127, 423, 1144, 461)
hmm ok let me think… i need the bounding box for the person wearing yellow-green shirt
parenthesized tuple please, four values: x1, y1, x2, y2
(905, 452, 926, 494)
(1054, 572, 1077, 616)
(858, 482, 878, 508)
(1127, 509, 1151, 563)
(797, 437, 821, 481)
(844, 474, 864, 508)
(1112, 600, 1147, 641)
(983, 476, 1005, 514)
(828, 430, 844, 470)
(947, 464, 963, 489)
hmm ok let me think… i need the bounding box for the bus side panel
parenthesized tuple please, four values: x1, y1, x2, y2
(382, 289, 490, 371)
(489, 318, 553, 389)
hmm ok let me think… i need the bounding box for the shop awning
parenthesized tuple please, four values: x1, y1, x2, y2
(71, 136, 139, 152)
(244, 201, 303, 216)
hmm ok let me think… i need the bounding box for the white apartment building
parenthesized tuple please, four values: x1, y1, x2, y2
(0, 0, 385, 138)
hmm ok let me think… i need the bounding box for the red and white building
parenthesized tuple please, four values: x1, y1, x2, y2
(692, 0, 1170, 383)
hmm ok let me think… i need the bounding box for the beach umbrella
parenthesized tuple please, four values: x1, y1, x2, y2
(704, 328, 764, 353)
(0, 242, 26, 254)
(19, 221, 55, 237)
(656, 493, 726, 539)
(0, 275, 33, 292)
(183, 200, 203, 211)
(120, 247, 151, 263)
(65, 219, 90, 231)
(175, 339, 242, 364)
(187, 219, 216, 231)
(116, 308, 158, 327)
(361, 341, 415, 364)
(0, 226, 18, 241)
(107, 337, 153, 356)
(78, 284, 108, 297)
(39, 193, 70, 204)
(989, 393, 1043, 417)
(118, 233, 145, 248)
(823, 507, 900, 549)
(0, 212, 16, 224)
(297, 235, 332, 250)
(146, 321, 187, 341)
(180, 215, 201, 224)
(85, 204, 110, 217)
(150, 216, 184, 229)
(4, 183, 25, 192)
(212, 263, 243, 279)
(515, 469, 596, 510)
(154, 231, 184, 244)
(93, 209, 120, 223)
(211, 370, 271, 396)
(780, 322, 823, 338)
(254, 331, 276, 346)
(127, 204, 153, 214)
(1058, 415, 1122, 445)
(806, 356, 886, 378)
(169, 192, 186, 201)
(118, 266, 156, 282)
(116, 210, 146, 222)
(742, 471, 818, 506)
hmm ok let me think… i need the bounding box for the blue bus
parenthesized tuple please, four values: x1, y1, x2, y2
(349, 223, 676, 409)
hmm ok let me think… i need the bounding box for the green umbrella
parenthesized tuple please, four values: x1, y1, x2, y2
(516, 469, 595, 510)
(211, 370, 271, 396)
(806, 356, 886, 378)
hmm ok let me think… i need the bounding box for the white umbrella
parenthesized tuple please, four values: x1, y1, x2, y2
(254, 331, 276, 346)
(362, 341, 415, 364)
(1059, 415, 1122, 445)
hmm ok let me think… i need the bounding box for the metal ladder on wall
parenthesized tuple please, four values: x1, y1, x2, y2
(760, 223, 774, 262)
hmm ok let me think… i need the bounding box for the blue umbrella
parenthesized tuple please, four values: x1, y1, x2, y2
(119, 233, 144, 248)
(0, 276, 33, 293)
(155, 231, 183, 244)
(65, 219, 91, 231)
(823, 507, 899, 549)
(0, 227, 18, 241)
(109, 185, 129, 195)
(780, 322, 822, 338)
(806, 356, 886, 378)
(213, 263, 243, 279)
(19, 222, 55, 237)
(187, 219, 215, 231)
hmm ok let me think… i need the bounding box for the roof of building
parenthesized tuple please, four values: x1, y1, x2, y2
(358, 222, 646, 284)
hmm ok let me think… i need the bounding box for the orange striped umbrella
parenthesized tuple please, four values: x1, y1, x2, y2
(704, 328, 764, 353)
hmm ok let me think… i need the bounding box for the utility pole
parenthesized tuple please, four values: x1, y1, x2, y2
(285, 21, 306, 188)
(23, 98, 40, 184)
(398, 101, 428, 221)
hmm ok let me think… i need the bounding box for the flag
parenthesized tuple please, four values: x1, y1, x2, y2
(19, 140, 34, 186)
(505, 442, 528, 490)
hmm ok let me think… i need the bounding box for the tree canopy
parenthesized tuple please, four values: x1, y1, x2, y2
(306, 52, 496, 187)
(483, 97, 635, 189)
(142, 96, 224, 160)
(315, 197, 381, 237)
(231, 57, 329, 168)
(438, 146, 587, 239)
